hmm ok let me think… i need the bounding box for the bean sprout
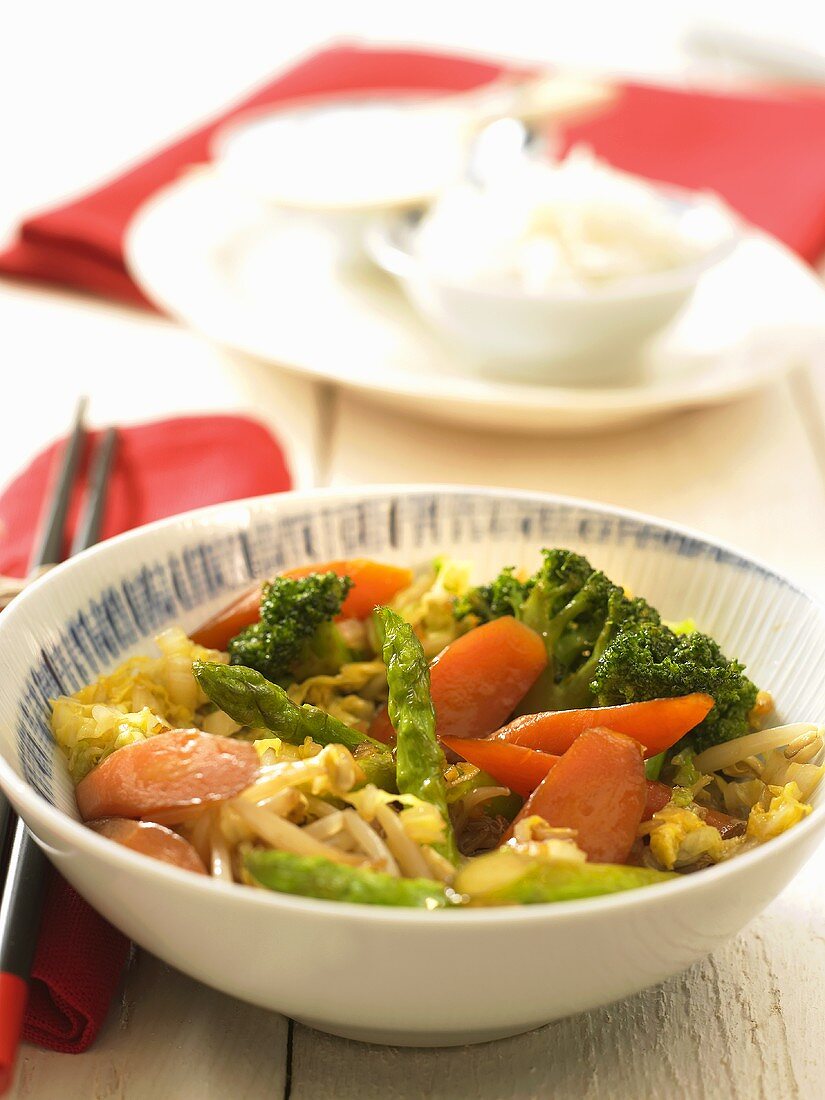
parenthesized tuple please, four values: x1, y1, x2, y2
(693, 724, 824, 775)
(210, 822, 233, 883)
(374, 803, 431, 878)
(343, 809, 400, 875)
(232, 801, 360, 865)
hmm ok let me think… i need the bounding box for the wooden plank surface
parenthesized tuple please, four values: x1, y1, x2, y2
(290, 858, 825, 1100)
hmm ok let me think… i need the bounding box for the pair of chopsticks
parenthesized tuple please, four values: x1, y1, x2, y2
(0, 399, 116, 1094)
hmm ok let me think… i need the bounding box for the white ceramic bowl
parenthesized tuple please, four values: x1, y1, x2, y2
(1, 486, 824, 1047)
(367, 202, 740, 383)
(211, 96, 471, 265)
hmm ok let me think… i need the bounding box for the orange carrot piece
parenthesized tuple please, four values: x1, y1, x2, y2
(190, 585, 261, 650)
(509, 726, 646, 863)
(190, 559, 414, 649)
(442, 742, 749, 831)
(494, 694, 714, 759)
(441, 736, 558, 798)
(88, 817, 207, 874)
(643, 780, 745, 837)
(75, 730, 259, 824)
(370, 617, 548, 744)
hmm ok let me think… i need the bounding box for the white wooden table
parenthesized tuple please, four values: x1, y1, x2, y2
(4, 5, 825, 1097)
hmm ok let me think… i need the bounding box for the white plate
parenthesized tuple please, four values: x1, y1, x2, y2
(125, 168, 825, 433)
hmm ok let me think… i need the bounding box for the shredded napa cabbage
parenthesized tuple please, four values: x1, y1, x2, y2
(746, 781, 813, 842)
(51, 702, 168, 781)
(642, 804, 744, 870)
(252, 736, 323, 766)
(50, 628, 227, 780)
(344, 784, 447, 846)
(390, 557, 474, 658)
(60, 628, 226, 726)
(287, 659, 386, 729)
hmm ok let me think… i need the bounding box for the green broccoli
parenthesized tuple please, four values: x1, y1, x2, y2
(454, 549, 758, 752)
(458, 550, 659, 713)
(454, 565, 527, 622)
(590, 622, 758, 753)
(228, 572, 353, 685)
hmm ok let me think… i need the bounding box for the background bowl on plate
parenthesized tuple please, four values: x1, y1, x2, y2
(125, 168, 825, 434)
(210, 95, 474, 265)
(209, 78, 614, 267)
(367, 197, 741, 384)
(2, 486, 824, 1047)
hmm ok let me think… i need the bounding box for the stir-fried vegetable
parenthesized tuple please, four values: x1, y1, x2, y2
(492, 694, 714, 758)
(511, 727, 647, 863)
(370, 616, 547, 743)
(692, 723, 822, 775)
(442, 736, 558, 798)
(194, 661, 379, 753)
(193, 661, 396, 789)
(284, 560, 414, 620)
(457, 550, 660, 713)
(246, 850, 450, 908)
(227, 572, 353, 684)
(53, 548, 824, 908)
(389, 556, 474, 657)
(50, 627, 227, 780)
(591, 624, 758, 753)
(191, 560, 414, 652)
(643, 780, 745, 837)
(455, 848, 674, 904)
(455, 549, 760, 754)
(377, 607, 459, 865)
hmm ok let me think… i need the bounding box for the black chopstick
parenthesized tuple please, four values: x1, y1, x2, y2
(28, 397, 88, 572)
(0, 403, 116, 1094)
(70, 427, 117, 557)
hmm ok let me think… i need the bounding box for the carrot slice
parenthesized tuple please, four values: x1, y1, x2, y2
(190, 585, 261, 650)
(643, 780, 745, 837)
(494, 694, 714, 759)
(370, 617, 548, 744)
(75, 730, 259, 824)
(509, 726, 646, 863)
(190, 559, 414, 649)
(88, 817, 207, 874)
(440, 740, 749, 832)
(441, 736, 558, 798)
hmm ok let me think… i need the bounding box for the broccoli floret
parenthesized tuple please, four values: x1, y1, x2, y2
(454, 548, 759, 752)
(590, 622, 758, 753)
(519, 561, 660, 712)
(459, 550, 659, 713)
(228, 572, 353, 685)
(454, 565, 526, 623)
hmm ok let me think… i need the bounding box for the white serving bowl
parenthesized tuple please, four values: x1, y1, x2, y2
(367, 201, 740, 383)
(0, 486, 824, 1047)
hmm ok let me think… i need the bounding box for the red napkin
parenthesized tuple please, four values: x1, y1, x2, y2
(0, 414, 292, 1051)
(3, 43, 825, 308)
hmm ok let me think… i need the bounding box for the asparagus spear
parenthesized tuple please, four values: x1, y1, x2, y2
(454, 848, 675, 905)
(192, 661, 396, 790)
(375, 608, 459, 866)
(245, 850, 450, 908)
